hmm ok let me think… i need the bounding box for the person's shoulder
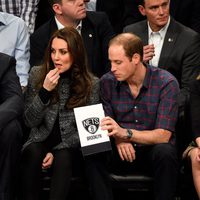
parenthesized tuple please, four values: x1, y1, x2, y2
(31, 17, 56, 38)
(0, 12, 26, 27)
(29, 66, 43, 80)
(86, 11, 108, 18)
(123, 20, 147, 32)
(30, 65, 43, 74)
(150, 66, 179, 85)
(0, 12, 22, 22)
(86, 11, 110, 23)
(28, 66, 43, 85)
(84, 11, 115, 36)
(100, 71, 115, 82)
(170, 18, 199, 37)
(91, 75, 100, 84)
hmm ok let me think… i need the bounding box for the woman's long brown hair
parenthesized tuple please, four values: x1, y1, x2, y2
(36, 27, 93, 109)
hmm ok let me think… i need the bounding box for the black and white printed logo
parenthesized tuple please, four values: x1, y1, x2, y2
(82, 117, 99, 134)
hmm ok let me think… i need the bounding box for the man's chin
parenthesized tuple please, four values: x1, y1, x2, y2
(78, 11, 86, 19)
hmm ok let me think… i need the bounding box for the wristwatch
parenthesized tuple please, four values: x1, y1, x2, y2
(126, 129, 133, 139)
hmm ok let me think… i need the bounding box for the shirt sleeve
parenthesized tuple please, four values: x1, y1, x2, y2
(155, 79, 180, 132)
(15, 18, 30, 87)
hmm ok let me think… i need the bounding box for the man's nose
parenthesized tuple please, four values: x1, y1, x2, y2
(111, 64, 116, 72)
(158, 6, 164, 14)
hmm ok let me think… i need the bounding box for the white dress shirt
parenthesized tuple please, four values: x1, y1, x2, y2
(55, 16, 82, 34)
(148, 17, 170, 67)
(0, 12, 30, 86)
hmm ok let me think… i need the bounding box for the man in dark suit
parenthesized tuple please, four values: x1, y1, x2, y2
(170, 0, 200, 34)
(124, 0, 200, 109)
(30, 0, 115, 78)
(0, 53, 24, 200)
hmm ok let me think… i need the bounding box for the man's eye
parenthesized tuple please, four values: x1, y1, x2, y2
(150, 6, 157, 11)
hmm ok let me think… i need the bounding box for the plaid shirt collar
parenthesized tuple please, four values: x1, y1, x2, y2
(115, 64, 150, 91)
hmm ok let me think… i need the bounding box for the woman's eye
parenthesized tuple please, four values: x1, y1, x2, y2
(60, 50, 68, 55)
(51, 49, 56, 54)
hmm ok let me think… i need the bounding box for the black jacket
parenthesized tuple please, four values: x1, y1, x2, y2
(30, 11, 115, 78)
(0, 53, 24, 131)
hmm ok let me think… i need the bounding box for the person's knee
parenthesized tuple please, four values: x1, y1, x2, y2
(152, 143, 178, 162)
(0, 119, 22, 148)
(22, 143, 46, 161)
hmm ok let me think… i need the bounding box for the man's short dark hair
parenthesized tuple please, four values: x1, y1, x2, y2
(109, 33, 144, 61)
(48, 0, 62, 7)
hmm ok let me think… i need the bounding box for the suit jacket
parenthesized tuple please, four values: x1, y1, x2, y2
(0, 53, 24, 131)
(124, 18, 200, 107)
(30, 11, 115, 78)
(170, 0, 200, 33)
(96, 0, 144, 33)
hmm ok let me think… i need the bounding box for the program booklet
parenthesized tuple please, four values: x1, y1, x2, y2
(74, 103, 112, 156)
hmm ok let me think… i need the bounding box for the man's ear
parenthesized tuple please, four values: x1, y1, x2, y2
(138, 5, 146, 16)
(132, 53, 141, 64)
(52, 3, 62, 15)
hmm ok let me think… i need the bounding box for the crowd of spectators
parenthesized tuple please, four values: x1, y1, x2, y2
(0, 0, 200, 199)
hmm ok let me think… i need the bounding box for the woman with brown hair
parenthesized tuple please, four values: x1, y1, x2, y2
(20, 26, 113, 200)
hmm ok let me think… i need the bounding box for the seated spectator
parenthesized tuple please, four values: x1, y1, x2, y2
(123, 0, 200, 114)
(100, 32, 180, 200)
(30, 0, 115, 78)
(0, 0, 40, 34)
(182, 75, 200, 199)
(20, 27, 113, 200)
(0, 12, 30, 90)
(0, 53, 24, 200)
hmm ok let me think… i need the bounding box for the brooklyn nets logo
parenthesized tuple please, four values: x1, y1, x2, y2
(82, 117, 99, 134)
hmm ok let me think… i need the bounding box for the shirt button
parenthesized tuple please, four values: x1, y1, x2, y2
(134, 106, 137, 109)
(135, 119, 138, 123)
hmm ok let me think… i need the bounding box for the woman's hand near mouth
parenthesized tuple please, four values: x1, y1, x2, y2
(43, 68, 60, 91)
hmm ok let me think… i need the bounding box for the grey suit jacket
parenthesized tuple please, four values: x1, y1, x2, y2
(124, 18, 200, 106)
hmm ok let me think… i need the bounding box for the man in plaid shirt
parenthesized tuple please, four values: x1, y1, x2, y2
(100, 33, 180, 200)
(0, 0, 39, 34)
